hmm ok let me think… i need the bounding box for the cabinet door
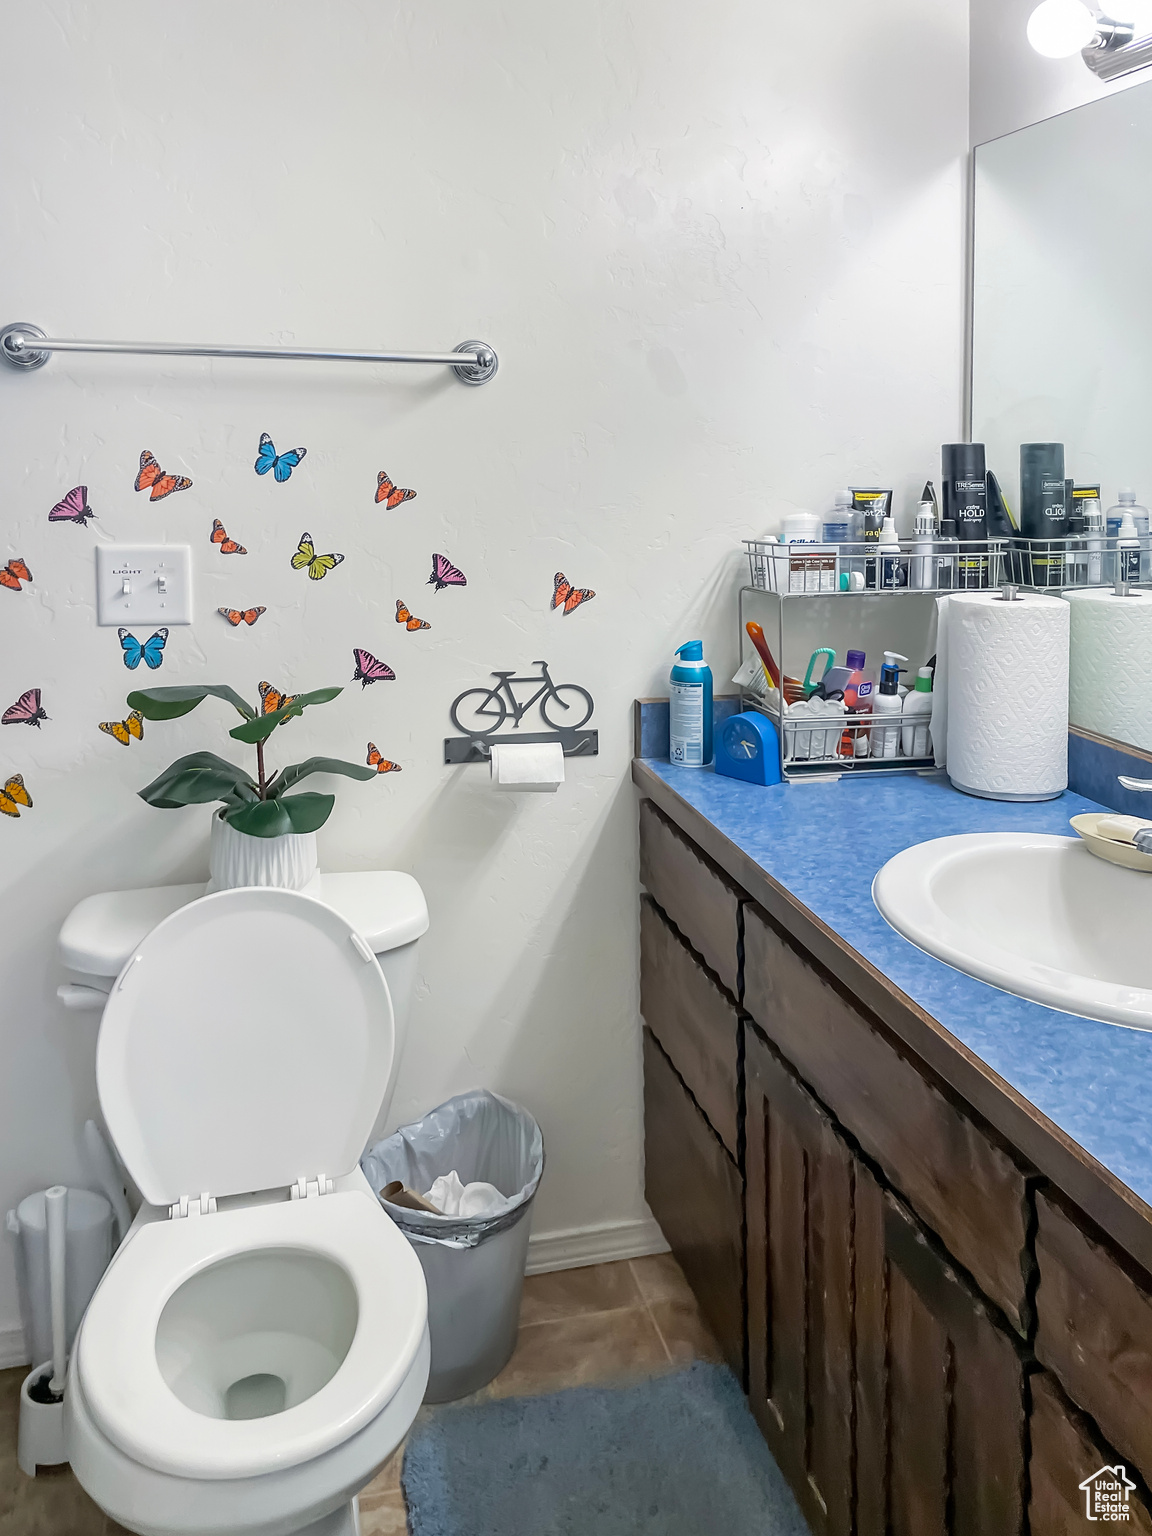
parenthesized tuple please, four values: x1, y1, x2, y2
(642, 1028, 745, 1381)
(745, 1024, 855, 1536)
(639, 798, 744, 997)
(856, 1169, 1027, 1536)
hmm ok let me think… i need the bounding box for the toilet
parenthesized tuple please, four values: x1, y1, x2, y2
(61, 881, 432, 1536)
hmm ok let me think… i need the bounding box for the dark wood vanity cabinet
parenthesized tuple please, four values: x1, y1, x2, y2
(637, 789, 1152, 1535)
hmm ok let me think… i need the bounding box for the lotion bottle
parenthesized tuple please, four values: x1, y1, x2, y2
(901, 668, 934, 758)
(870, 652, 907, 758)
(669, 641, 713, 767)
(1118, 512, 1141, 586)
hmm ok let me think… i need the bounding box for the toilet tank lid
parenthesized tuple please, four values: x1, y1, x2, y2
(97, 887, 396, 1206)
(59, 871, 428, 979)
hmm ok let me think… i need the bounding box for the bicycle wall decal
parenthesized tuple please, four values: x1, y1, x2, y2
(445, 661, 598, 764)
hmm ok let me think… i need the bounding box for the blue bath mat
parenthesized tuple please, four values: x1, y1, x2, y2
(402, 1361, 809, 1535)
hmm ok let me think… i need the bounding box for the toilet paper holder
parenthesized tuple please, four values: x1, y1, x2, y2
(444, 728, 599, 765)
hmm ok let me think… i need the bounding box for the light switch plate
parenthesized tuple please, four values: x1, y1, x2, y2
(95, 545, 193, 627)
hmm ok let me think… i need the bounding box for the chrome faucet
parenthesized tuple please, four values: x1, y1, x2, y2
(1117, 777, 1152, 853)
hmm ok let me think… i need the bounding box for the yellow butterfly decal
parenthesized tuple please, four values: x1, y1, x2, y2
(99, 710, 144, 746)
(258, 681, 300, 722)
(0, 773, 32, 817)
(291, 532, 344, 582)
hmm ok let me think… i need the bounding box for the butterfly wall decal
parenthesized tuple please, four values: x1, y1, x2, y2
(211, 519, 247, 555)
(99, 711, 144, 746)
(255, 433, 307, 482)
(367, 744, 401, 773)
(2, 689, 48, 728)
(258, 681, 299, 720)
(0, 558, 32, 592)
(428, 553, 467, 591)
(0, 774, 32, 817)
(395, 600, 430, 632)
(353, 649, 396, 687)
(291, 533, 344, 581)
(49, 486, 95, 526)
(219, 606, 266, 627)
(135, 450, 192, 502)
(119, 628, 168, 670)
(376, 471, 416, 509)
(552, 571, 596, 615)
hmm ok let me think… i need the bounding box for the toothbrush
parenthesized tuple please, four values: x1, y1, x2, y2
(745, 622, 781, 688)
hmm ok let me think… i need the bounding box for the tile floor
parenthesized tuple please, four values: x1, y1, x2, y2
(0, 1253, 720, 1536)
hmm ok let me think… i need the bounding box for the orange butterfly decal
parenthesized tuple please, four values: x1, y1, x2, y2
(98, 711, 144, 747)
(552, 571, 595, 615)
(0, 773, 32, 817)
(0, 558, 32, 592)
(218, 606, 266, 626)
(367, 743, 402, 774)
(258, 681, 299, 721)
(395, 599, 430, 632)
(134, 450, 192, 502)
(210, 519, 247, 555)
(376, 471, 416, 509)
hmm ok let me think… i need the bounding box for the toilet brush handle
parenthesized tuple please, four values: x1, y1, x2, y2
(45, 1185, 68, 1395)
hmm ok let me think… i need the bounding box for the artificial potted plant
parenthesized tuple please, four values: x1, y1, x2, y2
(128, 683, 378, 892)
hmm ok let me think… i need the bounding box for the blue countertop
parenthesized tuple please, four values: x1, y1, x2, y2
(641, 760, 1152, 1214)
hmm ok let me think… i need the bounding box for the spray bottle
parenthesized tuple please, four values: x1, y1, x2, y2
(669, 641, 713, 767)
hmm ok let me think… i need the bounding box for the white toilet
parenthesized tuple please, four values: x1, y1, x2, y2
(61, 880, 432, 1536)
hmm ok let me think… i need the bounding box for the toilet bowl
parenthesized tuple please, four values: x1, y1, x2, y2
(65, 885, 431, 1536)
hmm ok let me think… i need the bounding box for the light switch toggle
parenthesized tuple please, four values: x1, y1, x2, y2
(96, 544, 193, 626)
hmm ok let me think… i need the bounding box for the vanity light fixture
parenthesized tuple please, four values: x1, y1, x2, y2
(1027, 0, 1152, 79)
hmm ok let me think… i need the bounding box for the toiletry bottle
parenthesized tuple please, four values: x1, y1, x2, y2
(840, 649, 873, 759)
(870, 653, 907, 758)
(823, 489, 853, 545)
(1108, 489, 1150, 581)
(911, 502, 937, 590)
(901, 667, 934, 758)
(942, 444, 988, 589)
(1118, 512, 1141, 585)
(851, 489, 893, 589)
(669, 641, 713, 767)
(1084, 498, 1105, 585)
(878, 516, 907, 588)
(1020, 443, 1067, 588)
(936, 517, 958, 590)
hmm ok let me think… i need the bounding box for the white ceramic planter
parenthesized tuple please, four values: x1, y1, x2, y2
(206, 809, 319, 894)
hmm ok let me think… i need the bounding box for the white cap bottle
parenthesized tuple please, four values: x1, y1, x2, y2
(901, 667, 934, 758)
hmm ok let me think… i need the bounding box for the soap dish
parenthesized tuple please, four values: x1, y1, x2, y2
(1070, 813, 1152, 872)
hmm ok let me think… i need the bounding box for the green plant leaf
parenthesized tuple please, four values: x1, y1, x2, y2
(127, 684, 256, 721)
(138, 753, 258, 809)
(228, 686, 344, 744)
(222, 799, 295, 838)
(279, 792, 336, 833)
(265, 756, 379, 796)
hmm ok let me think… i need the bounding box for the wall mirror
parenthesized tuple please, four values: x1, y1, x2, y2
(971, 80, 1152, 755)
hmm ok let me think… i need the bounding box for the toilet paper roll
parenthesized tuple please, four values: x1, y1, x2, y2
(490, 740, 565, 792)
(1067, 589, 1152, 752)
(945, 591, 1069, 801)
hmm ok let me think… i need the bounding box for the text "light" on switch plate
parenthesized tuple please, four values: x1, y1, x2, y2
(95, 545, 193, 627)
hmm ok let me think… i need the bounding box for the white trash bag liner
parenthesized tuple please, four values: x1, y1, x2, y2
(362, 1089, 544, 1249)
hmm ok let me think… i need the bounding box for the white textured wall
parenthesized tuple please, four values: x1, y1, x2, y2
(971, 0, 1152, 143)
(0, 0, 968, 1356)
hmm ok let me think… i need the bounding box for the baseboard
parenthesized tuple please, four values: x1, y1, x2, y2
(526, 1215, 669, 1276)
(0, 1323, 28, 1370)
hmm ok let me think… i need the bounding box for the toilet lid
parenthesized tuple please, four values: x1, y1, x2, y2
(96, 888, 395, 1207)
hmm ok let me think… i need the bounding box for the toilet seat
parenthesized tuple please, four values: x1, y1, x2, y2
(77, 1189, 426, 1481)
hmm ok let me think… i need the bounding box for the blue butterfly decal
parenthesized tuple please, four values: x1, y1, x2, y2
(255, 433, 307, 483)
(118, 627, 168, 670)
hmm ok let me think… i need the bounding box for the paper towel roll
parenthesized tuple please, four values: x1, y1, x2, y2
(1067, 589, 1152, 752)
(945, 591, 1069, 801)
(490, 740, 565, 793)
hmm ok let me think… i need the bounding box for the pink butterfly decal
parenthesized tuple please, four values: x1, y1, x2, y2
(49, 486, 95, 526)
(2, 688, 48, 727)
(352, 649, 396, 688)
(428, 553, 467, 591)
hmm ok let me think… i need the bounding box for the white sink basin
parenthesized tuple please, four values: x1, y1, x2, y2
(873, 833, 1152, 1031)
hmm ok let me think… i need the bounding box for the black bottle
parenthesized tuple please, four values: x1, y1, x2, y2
(1020, 443, 1067, 588)
(942, 444, 988, 588)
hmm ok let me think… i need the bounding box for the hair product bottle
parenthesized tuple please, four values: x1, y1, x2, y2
(942, 444, 988, 588)
(1020, 443, 1067, 588)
